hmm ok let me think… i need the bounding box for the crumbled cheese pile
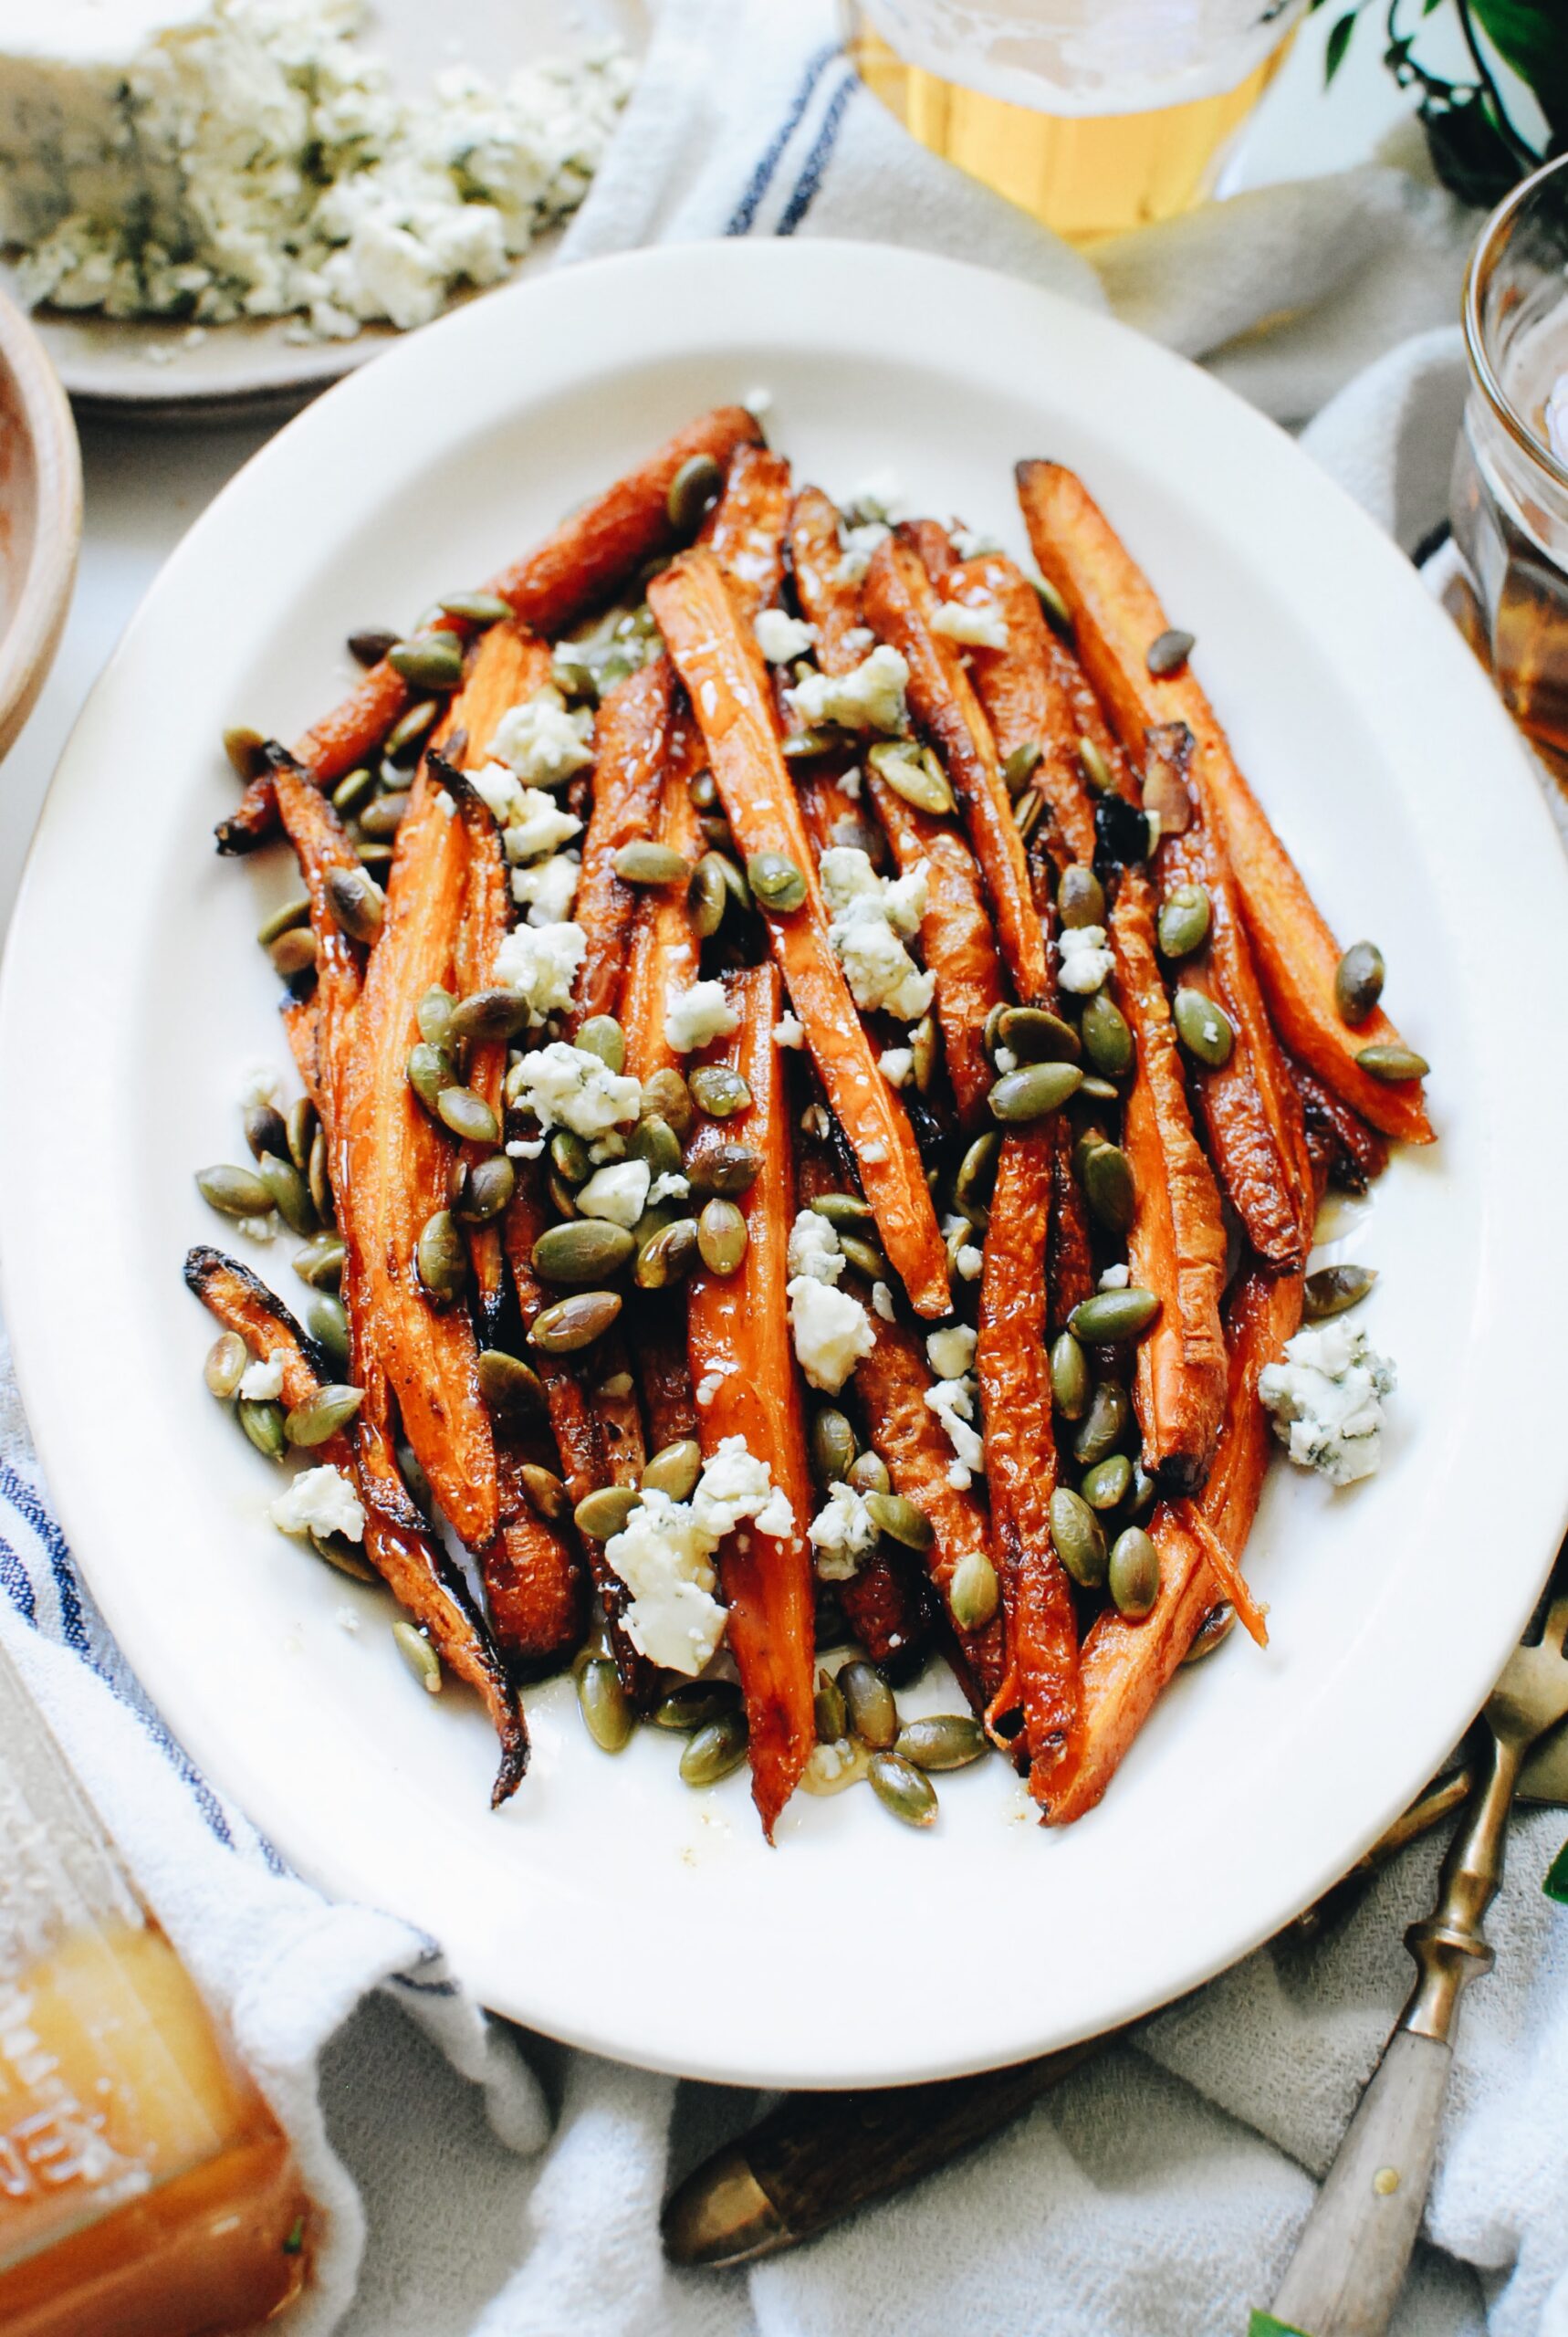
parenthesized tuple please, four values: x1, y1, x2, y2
(819, 846, 934, 1022)
(603, 1436, 794, 1674)
(0, 0, 632, 338)
(755, 607, 814, 665)
(786, 1210, 875, 1395)
(664, 979, 739, 1055)
(1259, 1319, 1396, 1488)
(507, 1039, 640, 1138)
(931, 596, 1009, 650)
(270, 1462, 366, 1542)
(787, 645, 909, 736)
(923, 1324, 983, 1490)
(1057, 924, 1114, 996)
(493, 925, 584, 1021)
(808, 1481, 879, 1582)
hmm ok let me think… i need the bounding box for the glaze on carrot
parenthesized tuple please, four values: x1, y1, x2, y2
(701, 443, 792, 617)
(570, 658, 680, 1032)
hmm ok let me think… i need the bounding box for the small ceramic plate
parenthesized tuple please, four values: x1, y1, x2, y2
(0, 284, 79, 757)
(4, 240, 1565, 2087)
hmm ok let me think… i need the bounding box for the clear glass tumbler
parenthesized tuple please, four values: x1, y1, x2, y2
(1451, 152, 1568, 780)
(843, 0, 1307, 242)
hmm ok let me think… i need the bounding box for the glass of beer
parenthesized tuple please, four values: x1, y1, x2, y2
(843, 0, 1308, 242)
(1450, 152, 1568, 780)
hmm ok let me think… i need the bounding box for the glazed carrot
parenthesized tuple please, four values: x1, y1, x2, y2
(788, 486, 873, 673)
(864, 769, 1001, 1132)
(1016, 461, 1432, 1142)
(895, 518, 956, 580)
(863, 537, 1049, 1004)
(1112, 868, 1228, 1495)
(570, 658, 680, 1033)
(798, 765, 884, 863)
(649, 550, 949, 1316)
(620, 718, 706, 1083)
(1291, 1059, 1389, 1194)
(1047, 1268, 1301, 1825)
(217, 405, 764, 853)
(1049, 1118, 1095, 1335)
(700, 443, 792, 617)
(634, 1297, 700, 1452)
(840, 1552, 933, 1684)
(279, 993, 322, 1113)
(685, 965, 817, 1838)
(954, 553, 1110, 875)
(185, 1244, 528, 1802)
(486, 1451, 587, 1675)
(977, 1130, 1080, 1797)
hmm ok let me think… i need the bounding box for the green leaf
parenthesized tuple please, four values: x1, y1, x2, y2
(1420, 86, 1530, 205)
(1469, 0, 1568, 134)
(1250, 2315, 1313, 2337)
(1325, 9, 1360, 84)
(1544, 1832, 1568, 1902)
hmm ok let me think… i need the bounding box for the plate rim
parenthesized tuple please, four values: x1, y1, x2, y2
(5, 236, 1567, 2088)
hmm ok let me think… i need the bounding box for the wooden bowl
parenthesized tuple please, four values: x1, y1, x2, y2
(0, 283, 80, 761)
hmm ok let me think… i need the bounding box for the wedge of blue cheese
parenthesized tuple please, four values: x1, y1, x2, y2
(0, 0, 630, 334)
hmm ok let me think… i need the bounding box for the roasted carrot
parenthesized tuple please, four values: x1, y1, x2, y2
(788, 486, 873, 673)
(185, 1245, 528, 1802)
(279, 993, 322, 1113)
(1048, 1117, 1095, 1336)
(840, 1552, 933, 1684)
(1112, 868, 1228, 1495)
(863, 538, 1049, 1006)
(865, 769, 1001, 1132)
(701, 443, 792, 617)
(1046, 1268, 1301, 1825)
(895, 518, 956, 580)
(955, 553, 1110, 875)
(619, 713, 706, 1083)
(686, 964, 817, 1838)
(217, 405, 764, 854)
(570, 658, 680, 1032)
(649, 550, 949, 1316)
(1016, 460, 1432, 1143)
(634, 1297, 700, 1451)
(487, 1451, 587, 1675)
(977, 1130, 1081, 1797)
(1291, 1059, 1389, 1193)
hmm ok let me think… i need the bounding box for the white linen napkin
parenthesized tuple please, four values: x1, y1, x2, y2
(5, 5, 1564, 2333)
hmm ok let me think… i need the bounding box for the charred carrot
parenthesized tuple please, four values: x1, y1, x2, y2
(955, 553, 1109, 875)
(865, 769, 1001, 1132)
(895, 518, 956, 580)
(686, 964, 817, 1838)
(1112, 868, 1228, 1495)
(788, 486, 872, 674)
(1016, 461, 1432, 1143)
(649, 550, 949, 1316)
(619, 715, 706, 1083)
(1291, 1059, 1389, 1194)
(570, 659, 681, 1033)
(700, 443, 792, 617)
(840, 1552, 933, 1684)
(1049, 1118, 1095, 1336)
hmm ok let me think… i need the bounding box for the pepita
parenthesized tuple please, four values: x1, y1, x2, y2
(911, 1013, 938, 1094)
(435, 1087, 500, 1146)
(783, 726, 844, 760)
(642, 1438, 702, 1501)
(1012, 787, 1045, 844)
(869, 1752, 937, 1829)
(634, 1218, 699, 1290)
(689, 1064, 752, 1119)
(1303, 1263, 1378, 1320)
(204, 1331, 248, 1399)
(476, 1348, 546, 1422)
(244, 1101, 290, 1163)
(630, 1115, 683, 1180)
(550, 1127, 591, 1184)
(1082, 1141, 1134, 1236)
(746, 851, 808, 914)
(223, 724, 268, 780)
(308, 1531, 377, 1584)
(839, 1660, 898, 1749)
(356, 841, 393, 872)
(810, 1408, 857, 1486)
(256, 1151, 317, 1237)
(641, 1068, 694, 1138)
(448, 987, 531, 1045)
(415, 1209, 467, 1305)
(1335, 940, 1385, 1026)
(1079, 1074, 1120, 1102)
(1079, 990, 1134, 1078)
(519, 1462, 570, 1522)
(1058, 865, 1105, 929)
(1108, 1525, 1161, 1618)
(1157, 884, 1211, 960)
(325, 863, 385, 942)
(1145, 626, 1195, 676)
(533, 1219, 636, 1284)
(689, 768, 717, 810)
(1073, 1378, 1132, 1466)
(1080, 1452, 1132, 1511)
(997, 1006, 1080, 1064)
(285, 1384, 363, 1448)
(407, 1042, 455, 1113)
(687, 854, 728, 938)
(868, 739, 955, 815)
(1355, 1043, 1428, 1083)
(256, 896, 311, 948)
(455, 1154, 515, 1224)
(1078, 735, 1113, 793)
(988, 1061, 1083, 1124)
(810, 1192, 874, 1231)
(1124, 1462, 1158, 1522)
(814, 1668, 849, 1743)
(614, 841, 690, 887)
(574, 1485, 640, 1540)
(1050, 1332, 1090, 1420)
(949, 1548, 999, 1632)
(1002, 738, 1041, 794)
(196, 1163, 274, 1219)
(1182, 1602, 1235, 1665)
(389, 634, 464, 691)
(359, 790, 408, 840)
(305, 1294, 350, 1373)
(667, 452, 724, 535)
(1050, 1486, 1108, 1588)
(287, 1095, 317, 1174)
(864, 1491, 934, 1552)
(697, 1198, 747, 1274)
(238, 1397, 287, 1461)
(347, 627, 397, 667)
(847, 1451, 890, 1497)
(551, 652, 599, 703)
(954, 1131, 1000, 1212)
(417, 986, 456, 1048)
(383, 698, 439, 762)
(1173, 986, 1234, 1069)
(270, 928, 318, 980)
(895, 1715, 988, 1771)
(392, 1619, 442, 1694)
(679, 1709, 750, 1787)
(435, 590, 510, 626)
(331, 766, 377, 818)
(1068, 1288, 1160, 1344)
(529, 1289, 623, 1353)
(653, 1679, 740, 1732)
(575, 1016, 626, 1074)
(547, 1167, 580, 1220)
(577, 1657, 634, 1752)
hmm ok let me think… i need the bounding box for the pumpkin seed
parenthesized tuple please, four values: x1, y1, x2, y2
(988, 1061, 1083, 1124)
(254, 1152, 314, 1237)
(1157, 884, 1211, 960)
(949, 1548, 999, 1631)
(356, 841, 394, 872)
(667, 452, 724, 534)
(896, 1715, 988, 1771)
(455, 1154, 515, 1223)
(519, 1462, 570, 1522)
(547, 1128, 590, 1185)
(626, 1116, 680, 1184)
(407, 1042, 455, 1113)
(868, 739, 955, 815)
(1082, 1142, 1134, 1236)
(634, 1218, 699, 1290)
(256, 896, 311, 948)
(224, 724, 268, 780)
(686, 1138, 761, 1199)
(196, 1163, 274, 1218)
(448, 988, 530, 1045)
(547, 1167, 580, 1220)
(1334, 940, 1385, 1025)
(305, 1294, 350, 1373)
(331, 766, 377, 817)
(1080, 1452, 1132, 1511)
(578, 1657, 633, 1752)
(1058, 865, 1105, 929)
(1079, 1074, 1120, 1102)
(348, 627, 397, 667)
(1123, 1462, 1157, 1522)
(270, 928, 319, 979)
(802, 1738, 873, 1795)
(1080, 990, 1134, 1078)
(847, 1450, 890, 1497)
(1050, 1332, 1090, 1420)
(810, 1408, 857, 1486)
(613, 841, 690, 889)
(1182, 1602, 1235, 1664)
(417, 986, 455, 1048)
(435, 1087, 500, 1145)
(476, 1348, 546, 1422)
(1146, 626, 1195, 676)
(653, 1679, 740, 1732)
(687, 854, 729, 938)
(707, 851, 751, 916)
(1174, 987, 1234, 1069)
(1032, 574, 1073, 634)
(783, 726, 844, 760)
(325, 863, 385, 941)
(358, 791, 408, 841)
(238, 1397, 287, 1460)
(416, 1209, 467, 1305)
(285, 1383, 363, 1448)
(286, 1095, 317, 1174)
(642, 1439, 703, 1501)
(1356, 1043, 1428, 1083)
(1078, 735, 1113, 792)
(1012, 788, 1045, 844)
(576, 1016, 626, 1074)
(392, 1619, 442, 1693)
(1051, 1486, 1108, 1588)
(680, 1709, 749, 1787)
(308, 1530, 377, 1583)
(204, 1331, 249, 1399)
(839, 1660, 898, 1749)
(530, 1289, 623, 1353)
(810, 1192, 874, 1231)
(954, 1131, 1000, 1212)
(1303, 1263, 1378, 1320)
(244, 1101, 290, 1164)
(697, 1198, 747, 1274)
(389, 634, 464, 690)
(383, 698, 439, 762)
(551, 652, 599, 703)
(844, 1237, 893, 1290)
(688, 767, 717, 810)
(1073, 1378, 1132, 1466)
(533, 1219, 636, 1284)
(864, 1491, 934, 1552)
(642, 1067, 694, 1138)
(814, 1668, 848, 1742)
(997, 1006, 1080, 1064)
(1109, 1525, 1161, 1618)
(1069, 1288, 1159, 1344)
(869, 1752, 937, 1828)
(689, 1064, 752, 1118)
(574, 1485, 639, 1540)
(747, 851, 808, 914)
(911, 1013, 939, 1094)
(436, 590, 510, 626)
(1003, 738, 1042, 794)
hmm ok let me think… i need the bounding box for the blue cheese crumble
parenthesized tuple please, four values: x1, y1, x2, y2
(603, 1437, 794, 1674)
(786, 645, 909, 737)
(819, 846, 934, 1022)
(1259, 1320, 1396, 1488)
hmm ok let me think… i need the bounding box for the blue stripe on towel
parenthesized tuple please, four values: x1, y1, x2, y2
(0, 1528, 36, 1623)
(776, 67, 858, 236)
(725, 40, 841, 236)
